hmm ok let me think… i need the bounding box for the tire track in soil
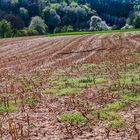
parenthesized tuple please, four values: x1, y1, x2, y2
(0, 36, 76, 72)
(0, 32, 140, 76)
(0, 32, 140, 140)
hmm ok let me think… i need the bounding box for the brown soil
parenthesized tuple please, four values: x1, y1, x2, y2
(0, 32, 140, 140)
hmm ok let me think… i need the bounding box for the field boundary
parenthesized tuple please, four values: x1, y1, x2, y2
(48, 29, 140, 37)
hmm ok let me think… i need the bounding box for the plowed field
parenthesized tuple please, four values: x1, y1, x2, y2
(0, 32, 140, 140)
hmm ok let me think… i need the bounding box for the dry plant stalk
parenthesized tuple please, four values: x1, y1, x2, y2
(8, 119, 17, 140)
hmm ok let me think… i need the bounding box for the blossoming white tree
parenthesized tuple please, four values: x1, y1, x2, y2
(29, 16, 47, 34)
(89, 16, 111, 31)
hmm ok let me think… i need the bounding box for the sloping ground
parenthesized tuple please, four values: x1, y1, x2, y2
(0, 32, 140, 140)
(0, 32, 139, 74)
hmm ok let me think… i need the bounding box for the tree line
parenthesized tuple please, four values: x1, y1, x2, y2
(0, 0, 140, 38)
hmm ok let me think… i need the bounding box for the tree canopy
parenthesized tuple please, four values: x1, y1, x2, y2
(0, 0, 140, 37)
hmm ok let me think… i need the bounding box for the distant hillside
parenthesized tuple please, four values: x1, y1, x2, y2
(0, 0, 140, 37)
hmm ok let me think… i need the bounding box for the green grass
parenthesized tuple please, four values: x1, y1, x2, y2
(41, 60, 140, 128)
(56, 87, 81, 96)
(108, 119, 127, 129)
(118, 70, 140, 86)
(95, 77, 107, 84)
(93, 88, 140, 128)
(42, 74, 107, 96)
(100, 91, 140, 113)
(0, 100, 21, 112)
(104, 101, 127, 111)
(0, 106, 16, 112)
(58, 111, 87, 124)
(96, 110, 122, 121)
(81, 62, 114, 69)
(112, 89, 132, 96)
(42, 88, 58, 94)
(47, 29, 140, 37)
(26, 97, 39, 105)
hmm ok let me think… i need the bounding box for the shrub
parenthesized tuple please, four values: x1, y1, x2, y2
(16, 28, 38, 37)
(121, 24, 134, 30)
(16, 29, 28, 37)
(133, 13, 140, 28)
(26, 28, 39, 36)
(53, 27, 61, 33)
(54, 25, 74, 33)
(67, 25, 74, 32)
(29, 16, 47, 34)
(0, 20, 13, 38)
(61, 25, 74, 32)
(89, 16, 111, 31)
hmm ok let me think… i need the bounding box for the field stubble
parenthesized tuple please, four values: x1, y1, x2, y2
(0, 32, 140, 139)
